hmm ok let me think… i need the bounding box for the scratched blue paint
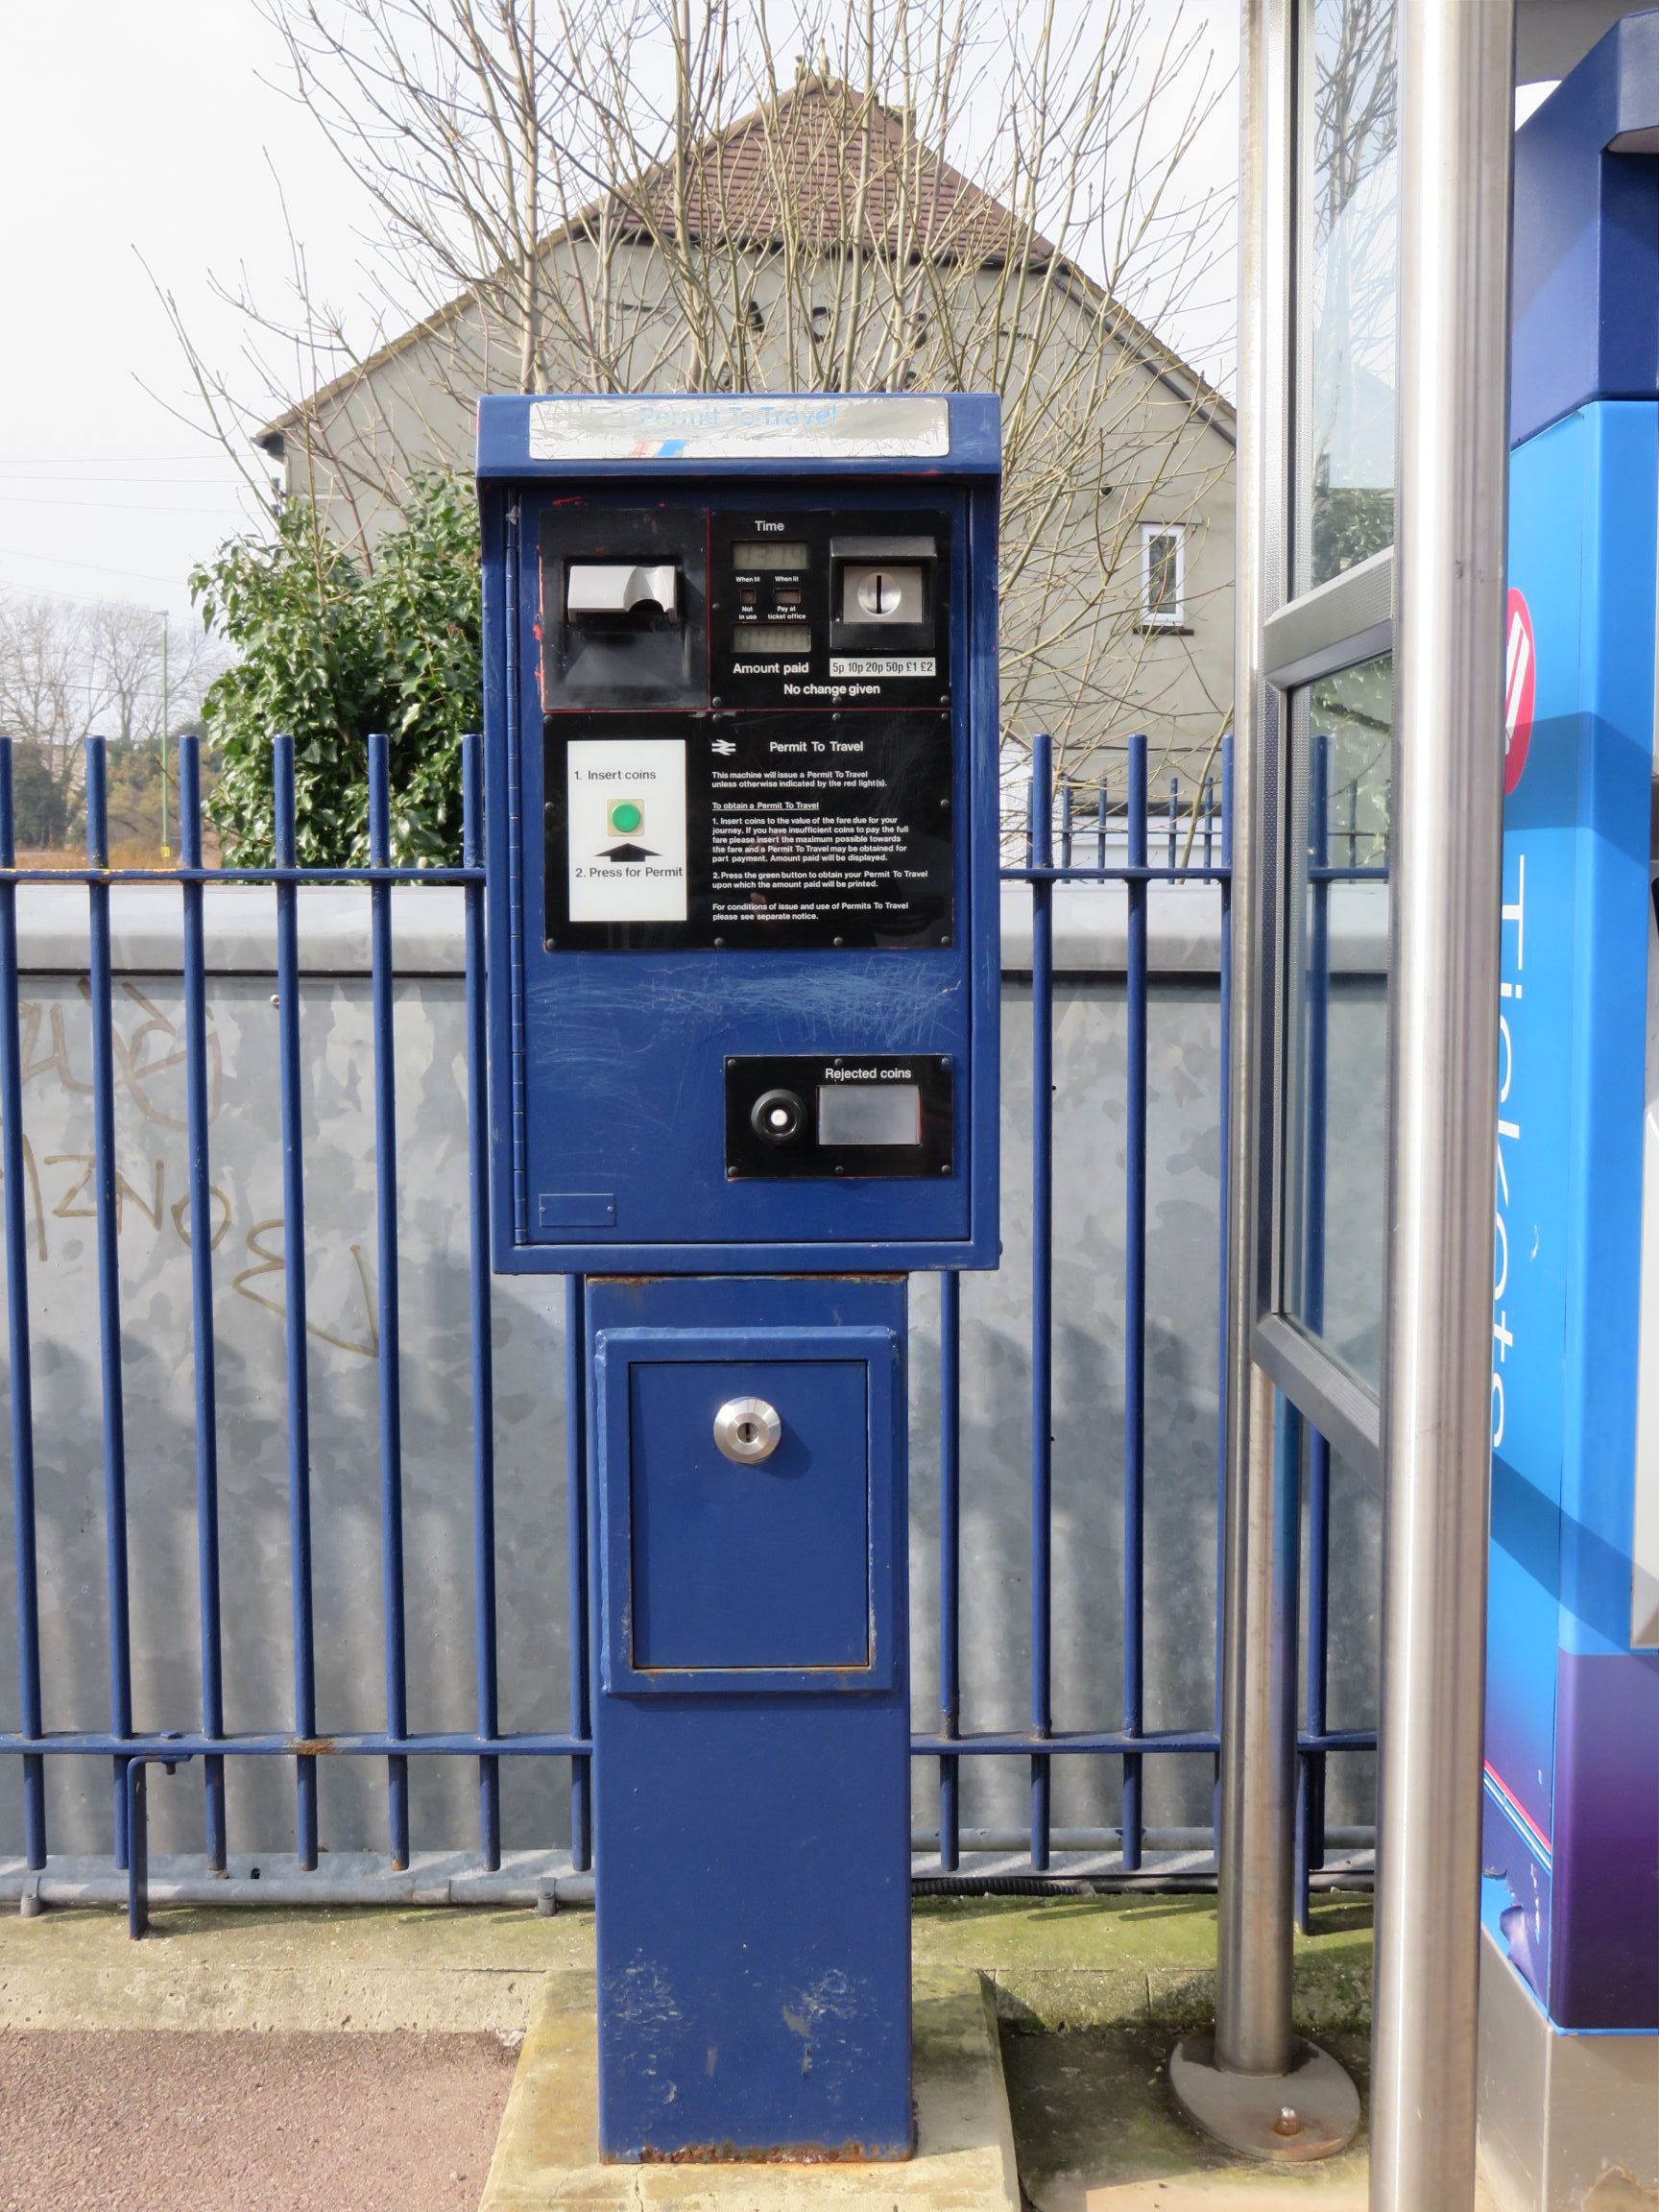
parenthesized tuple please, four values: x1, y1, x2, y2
(477, 392, 1002, 1273)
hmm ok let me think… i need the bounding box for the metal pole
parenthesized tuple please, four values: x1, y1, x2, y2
(1170, 0, 1357, 2155)
(1213, 0, 1289, 2070)
(1371, 2, 1514, 2205)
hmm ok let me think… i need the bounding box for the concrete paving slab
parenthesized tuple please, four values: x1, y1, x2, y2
(0, 1904, 589, 2034)
(479, 1967, 1021, 2212)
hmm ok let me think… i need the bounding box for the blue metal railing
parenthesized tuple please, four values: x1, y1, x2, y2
(0, 724, 1378, 1900)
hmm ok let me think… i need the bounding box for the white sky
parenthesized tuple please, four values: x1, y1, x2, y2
(0, 1, 1238, 631)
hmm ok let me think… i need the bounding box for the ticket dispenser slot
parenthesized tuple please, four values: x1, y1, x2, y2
(541, 505, 706, 709)
(566, 561, 680, 618)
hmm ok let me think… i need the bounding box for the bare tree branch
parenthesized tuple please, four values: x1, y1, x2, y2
(164, 0, 1236, 785)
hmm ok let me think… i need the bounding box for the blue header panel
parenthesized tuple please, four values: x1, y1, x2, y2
(478, 394, 1000, 1274)
(1512, 11, 1659, 447)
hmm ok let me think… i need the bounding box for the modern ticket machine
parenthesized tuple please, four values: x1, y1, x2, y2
(1484, 23, 1659, 2207)
(477, 392, 1000, 2160)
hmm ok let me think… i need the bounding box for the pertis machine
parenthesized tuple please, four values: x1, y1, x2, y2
(477, 391, 1000, 2161)
(1483, 21, 1659, 2207)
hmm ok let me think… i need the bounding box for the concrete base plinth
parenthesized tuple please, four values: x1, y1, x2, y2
(1478, 1929, 1658, 2212)
(480, 1966, 1021, 2211)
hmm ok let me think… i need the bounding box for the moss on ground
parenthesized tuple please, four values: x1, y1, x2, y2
(912, 1892, 1375, 2037)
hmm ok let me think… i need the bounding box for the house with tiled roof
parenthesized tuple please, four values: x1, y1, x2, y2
(257, 74, 1234, 782)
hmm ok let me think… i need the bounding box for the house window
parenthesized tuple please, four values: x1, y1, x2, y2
(1141, 524, 1186, 628)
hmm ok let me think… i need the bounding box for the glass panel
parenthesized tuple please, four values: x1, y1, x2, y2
(1298, 0, 1399, 590)
(1282, 654, 1392, 1389)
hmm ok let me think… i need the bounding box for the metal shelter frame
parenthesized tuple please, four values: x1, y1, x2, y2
(1205, 3, 1517, 2206)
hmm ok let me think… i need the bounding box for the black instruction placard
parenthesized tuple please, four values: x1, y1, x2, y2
(545, 711, 954, 950)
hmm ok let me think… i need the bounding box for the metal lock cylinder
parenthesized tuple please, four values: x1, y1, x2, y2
(713, 1396, 782, 1463)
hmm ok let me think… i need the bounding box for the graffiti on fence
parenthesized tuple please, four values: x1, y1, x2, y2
(0, 979, 380, 1360)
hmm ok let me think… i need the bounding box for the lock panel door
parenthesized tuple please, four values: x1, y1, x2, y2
(627, 1358, 870, 1670)
(594, 1319, 902, 1695)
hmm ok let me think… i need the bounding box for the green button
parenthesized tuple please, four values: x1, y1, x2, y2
(608, 800, 643, 833)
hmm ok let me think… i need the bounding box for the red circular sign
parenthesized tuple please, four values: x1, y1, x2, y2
(1504, 589, 1535, 795)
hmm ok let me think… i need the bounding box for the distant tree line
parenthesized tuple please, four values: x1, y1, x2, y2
(0, 596, 219, 853)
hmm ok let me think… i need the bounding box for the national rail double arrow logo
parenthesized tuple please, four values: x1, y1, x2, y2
(1504, 588, 1535, 796)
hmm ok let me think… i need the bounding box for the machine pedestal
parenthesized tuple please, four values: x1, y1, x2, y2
(588, 1275, 912, 2162)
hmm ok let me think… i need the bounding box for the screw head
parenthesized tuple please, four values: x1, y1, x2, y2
(1272, 2106, 1304, 2138)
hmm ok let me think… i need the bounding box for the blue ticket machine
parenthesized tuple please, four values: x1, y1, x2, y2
(1485, 23, 1659, 2205)
(477, 393, 1000, 2160)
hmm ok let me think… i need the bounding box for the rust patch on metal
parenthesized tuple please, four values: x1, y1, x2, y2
(288, 1739, 339, 1757)
(637, 2137, 912, 2164)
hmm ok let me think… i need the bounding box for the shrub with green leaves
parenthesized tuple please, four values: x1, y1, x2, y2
(189, 474, 481, 865)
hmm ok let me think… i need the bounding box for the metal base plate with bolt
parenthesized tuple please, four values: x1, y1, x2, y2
(1168, 2032, 1360, 2162)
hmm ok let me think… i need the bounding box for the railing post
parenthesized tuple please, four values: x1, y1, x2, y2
(0, 740, 44, 1871)
(273, 734, 319, 1868)
(84, 734, 134, 1866)
(179, 737, 226, 1872)
(1028, 733, 1054, 1871)
(1122, 736, 1149, 1869)
(463, 733, 501, 1870)
(938, 1269, 962, 1872)
(367, 733, 409, 1869)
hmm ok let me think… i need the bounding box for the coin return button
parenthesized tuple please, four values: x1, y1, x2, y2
(751, 1089, 806, 1144)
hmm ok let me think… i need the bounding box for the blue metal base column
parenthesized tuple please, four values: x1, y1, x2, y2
(588, 1275, 913, 2163)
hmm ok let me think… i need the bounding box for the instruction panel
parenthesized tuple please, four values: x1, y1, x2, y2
(545, 712, 953, 950)
(565, 737, 688, 923)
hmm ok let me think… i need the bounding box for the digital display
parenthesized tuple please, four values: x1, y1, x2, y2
(733, 624, 811, 654)
(817, 1082, 922, 1147)
(733, 543, 809, 571)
